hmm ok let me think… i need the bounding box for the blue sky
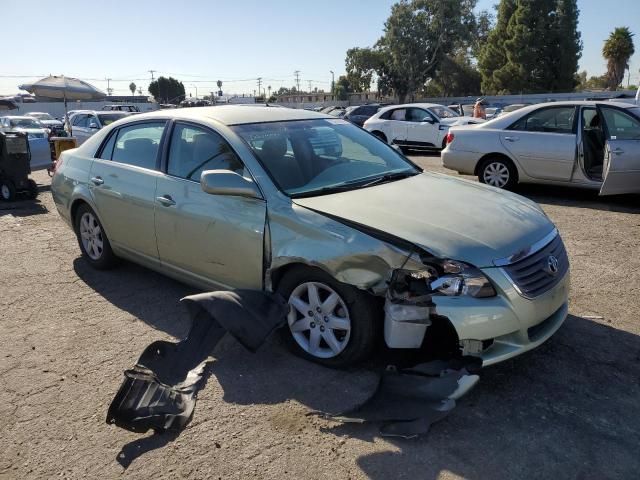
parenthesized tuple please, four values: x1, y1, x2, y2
(2, 0, 639, 97)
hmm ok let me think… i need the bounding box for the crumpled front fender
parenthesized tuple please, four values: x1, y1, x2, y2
(266, 203, 424, 295)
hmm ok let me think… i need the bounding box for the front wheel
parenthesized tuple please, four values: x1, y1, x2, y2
(74, 204, 117, 269)
(0, 179, 16, 201)
(478, 157, 518, 190)
(277, 266, 380, 368)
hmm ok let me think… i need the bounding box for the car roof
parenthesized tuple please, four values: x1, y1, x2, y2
(3, 116, 36, 120)
(118, 105, 332, 126)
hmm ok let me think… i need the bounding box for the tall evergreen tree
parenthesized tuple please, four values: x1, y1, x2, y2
(479, 0, 581, 94)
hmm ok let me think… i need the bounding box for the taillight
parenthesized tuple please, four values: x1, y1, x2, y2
(52, 157, 63, 176)
(445, 132, 455, 145)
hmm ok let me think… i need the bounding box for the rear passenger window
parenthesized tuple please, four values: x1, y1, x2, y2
(167, 123, 244, 181)
(510, 107, 576, 134)
(111, 122, 165, 170)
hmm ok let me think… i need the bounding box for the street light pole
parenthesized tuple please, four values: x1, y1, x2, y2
(330, 70, 335, 98)
(190, 84, 198, 99)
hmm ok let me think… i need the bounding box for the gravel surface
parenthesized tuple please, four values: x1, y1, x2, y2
(1, 160, 639, 480)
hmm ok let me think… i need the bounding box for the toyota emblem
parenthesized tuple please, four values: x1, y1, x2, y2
(546, 255, 559, 276)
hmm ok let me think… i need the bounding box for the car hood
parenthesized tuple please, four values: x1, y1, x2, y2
(293, 172, 553, 268)
(11, 127, 45, 134)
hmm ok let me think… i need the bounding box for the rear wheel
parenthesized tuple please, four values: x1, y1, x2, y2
(0, 179, 16, 201)
(276, 266, 380, 368)
(74, 204, 117, 269)
(478, 156, 518, 190)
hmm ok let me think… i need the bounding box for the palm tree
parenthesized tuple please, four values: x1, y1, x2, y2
(602, 27, 635, 90)
(129, 82, 137, 96)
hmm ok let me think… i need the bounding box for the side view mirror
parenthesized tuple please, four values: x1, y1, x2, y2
(421, 118, 435, 124)
(201, 170, 262, 200)
(88, 122, 100, 129)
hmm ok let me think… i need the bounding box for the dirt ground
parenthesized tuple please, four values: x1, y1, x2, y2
(1, 158, 639, 480)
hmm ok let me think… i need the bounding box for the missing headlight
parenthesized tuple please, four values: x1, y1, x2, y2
(389, 260, 496, 301)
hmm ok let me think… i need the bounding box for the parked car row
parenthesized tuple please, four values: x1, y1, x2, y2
(51, 105, 570, 369)
(0, 116, 53, 170)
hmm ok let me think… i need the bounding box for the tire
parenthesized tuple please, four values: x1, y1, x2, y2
(276, 266, 380, 368)
(0, 179, 16, 201)
(27, 179, 38, 200)
(371, 131, 387, 143)
(478, 156, 518, 190)
(74, 204, 117, 269)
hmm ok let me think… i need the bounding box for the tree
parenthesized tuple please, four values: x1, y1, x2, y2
(479, 0, 582, 94)
(148, 76, 185, 104)
(344, 0, 478, 103)
(424, 52, 482, 97)
(335, 76, 352, 100)
(129, 82, 136, 96)
(603, 27, 635, 90)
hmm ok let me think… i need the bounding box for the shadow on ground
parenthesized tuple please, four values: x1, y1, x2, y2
(0, 198, 48, 217)
(518, 184, 640, 214)
(75, 256, 640, 478)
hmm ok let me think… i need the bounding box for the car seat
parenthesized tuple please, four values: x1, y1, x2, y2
(258, 136, 306, 190)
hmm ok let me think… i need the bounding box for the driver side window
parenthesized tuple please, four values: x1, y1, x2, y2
(406, 108, 434, 123)
(167, 123, 244, 181)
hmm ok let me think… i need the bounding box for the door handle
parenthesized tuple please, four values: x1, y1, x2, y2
(156, 195, 176, 206)
(503, 136, 519, 142)
(612, 148, 624, 155)
(90, 176, 104, 186)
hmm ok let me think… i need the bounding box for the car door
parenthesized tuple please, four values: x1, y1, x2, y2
(598, 106, 640, 195)
(154, 121, 266, 289)
(500, 106, 578, 181)
(71, 114, 91, 144)
(89, 120, 167, 262)
(86, 114, 102, 139)
(385, 108, 408, 144)
(405, 107, 439, 147)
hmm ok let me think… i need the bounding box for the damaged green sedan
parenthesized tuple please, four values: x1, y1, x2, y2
(51, 106, 569, 368)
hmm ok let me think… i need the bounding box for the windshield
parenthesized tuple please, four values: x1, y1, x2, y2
(429, 105, 460, 119)
(29, 113, 54, 120)
(97, 113, 128, 126)
(10, 118, 41, 129)
(233, 118, 420, 197)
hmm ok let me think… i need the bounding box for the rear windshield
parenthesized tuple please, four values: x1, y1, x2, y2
(10, 118, 41, 128)
(97, 113, 128, 126)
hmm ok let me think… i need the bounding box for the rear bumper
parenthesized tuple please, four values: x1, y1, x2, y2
(441, 148, 481, 175)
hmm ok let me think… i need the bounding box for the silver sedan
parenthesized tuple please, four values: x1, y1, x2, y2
(442, 101, 640, 196)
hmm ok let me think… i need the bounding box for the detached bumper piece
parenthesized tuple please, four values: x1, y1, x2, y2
(106, 290, 287, 434)
(324, 356, 482, 439)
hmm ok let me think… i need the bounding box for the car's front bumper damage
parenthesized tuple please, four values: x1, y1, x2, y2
(384, 266, 570, 366)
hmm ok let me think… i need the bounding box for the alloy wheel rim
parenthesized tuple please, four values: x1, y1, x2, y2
(1, 185, 9, 199)
(79, 212, 104, 260)
(287, 282, 351, 359)
(484, 162, 510, 187)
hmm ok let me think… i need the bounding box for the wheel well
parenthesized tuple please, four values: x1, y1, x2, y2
(474, 153, 518, 180)
(371, 130, 387, 142)
(268, 262, 314, 292)
(70, 199, 89, 226)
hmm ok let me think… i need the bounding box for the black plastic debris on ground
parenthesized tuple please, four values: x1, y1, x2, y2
(320, 356, 482, 439)
(106, 290, 288, 434)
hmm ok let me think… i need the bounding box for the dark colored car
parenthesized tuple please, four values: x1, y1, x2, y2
(102, 104, 140, 112)
(343, 104, 387, 126)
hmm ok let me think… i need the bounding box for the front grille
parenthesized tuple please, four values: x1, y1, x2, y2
(503, 234, 569, 298)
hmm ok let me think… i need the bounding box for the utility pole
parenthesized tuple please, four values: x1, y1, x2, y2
(148, 70, 156, 81)
(330, 70, 335, 94)
(106, 78, 113, 96)
(210, 91, 215, 105)
(294, 70, 301, 93)
(257, 77, 262, 98)
(308, 80, 312, 93)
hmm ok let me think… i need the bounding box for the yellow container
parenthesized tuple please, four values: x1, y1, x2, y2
(51, 137, 78, 160)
